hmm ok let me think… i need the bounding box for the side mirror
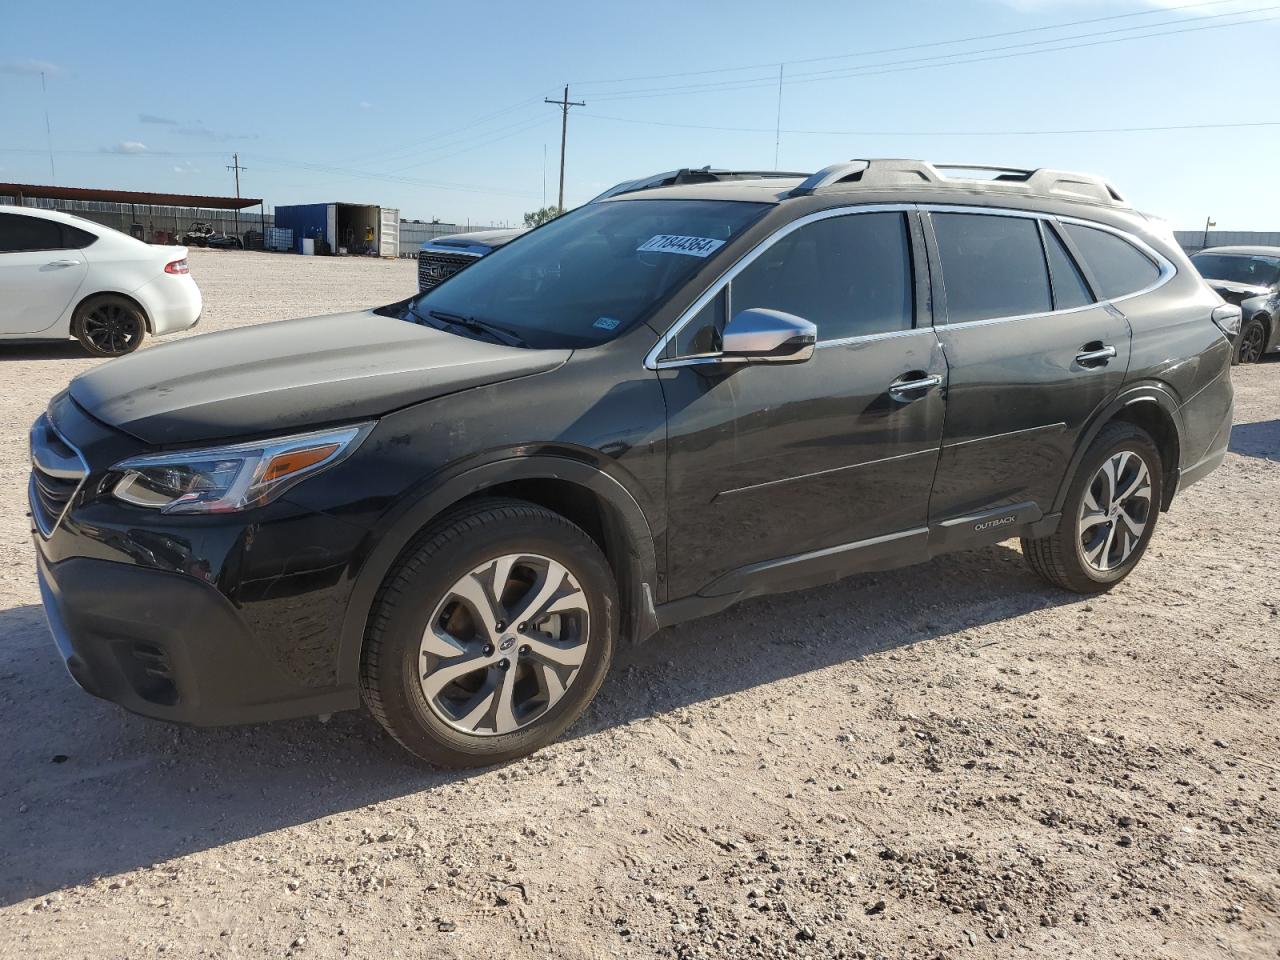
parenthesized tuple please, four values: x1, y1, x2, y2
(719, 308, 817, 365)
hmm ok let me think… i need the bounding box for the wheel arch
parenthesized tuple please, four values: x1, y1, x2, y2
(72, 289, 154, 334)
(1054, 386, 1184, 515)
(1249, 310, 1274, 351)
(336, 456, 661, 688)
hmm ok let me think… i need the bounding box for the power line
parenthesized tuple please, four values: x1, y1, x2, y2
(578, 113, 1280, 138)
(570, 0, 1247, 87)
(589, 9, 1280, 103)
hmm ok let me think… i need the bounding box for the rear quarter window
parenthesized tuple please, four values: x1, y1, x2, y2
(1062, 223, 1162, 300)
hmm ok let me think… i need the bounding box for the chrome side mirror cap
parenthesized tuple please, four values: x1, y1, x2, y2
(719, 308, 816, 364)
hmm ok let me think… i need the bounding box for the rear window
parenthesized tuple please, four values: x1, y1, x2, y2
(1062, 223, 1161, 300)
(932, 213, 1052, 324)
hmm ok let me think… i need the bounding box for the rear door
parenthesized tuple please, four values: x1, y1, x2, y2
(658, 207, 946, 599)
(0, 213, 90, 335)
(923, 208, 1134, 538)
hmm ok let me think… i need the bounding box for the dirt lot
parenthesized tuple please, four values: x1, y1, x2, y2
(0, 249, 1276, 960)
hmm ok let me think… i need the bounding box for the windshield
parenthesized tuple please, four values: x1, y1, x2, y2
(1191, 253, 1280, 288)
(406, 199, 768, 348)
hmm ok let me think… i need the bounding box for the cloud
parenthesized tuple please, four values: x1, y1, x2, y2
(359, 100, 374, 110)
(103, 141, 149, 155)
(174, 123, 257, 142)
(137, 113, 255, 141)
(0, 58, 64, 76)
(995, 0, 1207, 7)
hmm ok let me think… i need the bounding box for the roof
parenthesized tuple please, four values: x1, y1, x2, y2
(606, 178, 805, 204)
(1196, 245, 1280, 257)
(606, 159, 1129, 210)
(0, 182, 262, 210)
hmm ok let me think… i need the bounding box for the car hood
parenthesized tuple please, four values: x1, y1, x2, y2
(69, 309, 569, 445)
(430, 228, 526, 251)
(1206, 279, 1271, 305)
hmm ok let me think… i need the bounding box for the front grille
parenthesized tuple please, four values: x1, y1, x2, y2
(418, 251, 482, 291)
(29, 414, 87, 537)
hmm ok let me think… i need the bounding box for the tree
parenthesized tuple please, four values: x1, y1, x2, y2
(523, 206, 564, 228)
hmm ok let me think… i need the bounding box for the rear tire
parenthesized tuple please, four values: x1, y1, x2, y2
(1022, 422, 1162, 594)
(361, 498, 617, 767)
(1236, 316, 1267, 364)
(72, 294, 146, 357)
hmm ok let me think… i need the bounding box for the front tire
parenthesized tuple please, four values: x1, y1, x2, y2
(1236, 316, 1267, 364)
(72, 294, 147, 357)
(361, 498, 617, 767)
(1022, 422, 1162, 594)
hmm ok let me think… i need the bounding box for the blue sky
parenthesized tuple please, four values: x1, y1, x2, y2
(1, 0, 1277, 229)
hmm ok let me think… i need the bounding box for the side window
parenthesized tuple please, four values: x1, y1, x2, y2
(1043, 224, 1094, 310)
(662, 212, 914, 361)
(665, 289, 726, 359)
(0, 213, 68, 253)
(1061, 223, 1161, 300)
(932, 213, 1052, 324)
(65, 224, 98, 250)
(730, 212, 913, 343)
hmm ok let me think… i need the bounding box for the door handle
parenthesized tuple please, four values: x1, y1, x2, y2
(45, 259, 80, 267)
(888, 373, 942, 402)
(1075, 343, 1117, 367)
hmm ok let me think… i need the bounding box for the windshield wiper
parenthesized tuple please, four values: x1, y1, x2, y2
(428, 310, 529, 348)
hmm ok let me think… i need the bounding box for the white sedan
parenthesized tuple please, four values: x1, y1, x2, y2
(0, 206, 202, 356)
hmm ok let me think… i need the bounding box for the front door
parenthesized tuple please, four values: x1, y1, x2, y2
(658, 207, 946, 600)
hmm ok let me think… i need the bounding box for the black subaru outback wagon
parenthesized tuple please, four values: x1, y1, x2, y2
(31, 159, 1236, 766)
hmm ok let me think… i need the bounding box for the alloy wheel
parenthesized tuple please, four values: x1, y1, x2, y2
(420, 554, 590, 736)
(1239, 322, 1265, 363)
(1078, 450, 1153, 573)
(82, 303, 142, 354)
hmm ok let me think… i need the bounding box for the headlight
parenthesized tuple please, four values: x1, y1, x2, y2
(110, 423, 372, 514)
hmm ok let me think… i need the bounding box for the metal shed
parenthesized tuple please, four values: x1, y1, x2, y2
(274, 202, 400, 257)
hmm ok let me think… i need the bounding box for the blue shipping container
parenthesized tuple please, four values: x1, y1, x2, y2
(273, 203, 330, 253)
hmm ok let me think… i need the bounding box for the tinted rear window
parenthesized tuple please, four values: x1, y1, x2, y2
(932, 213, 1052, 324)
(1062, 223, 1161, 300)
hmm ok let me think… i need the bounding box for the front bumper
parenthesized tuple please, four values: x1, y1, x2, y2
(35, 549, 358, 725)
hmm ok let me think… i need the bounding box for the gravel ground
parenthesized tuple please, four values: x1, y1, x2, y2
(1, 248, 1277, 960)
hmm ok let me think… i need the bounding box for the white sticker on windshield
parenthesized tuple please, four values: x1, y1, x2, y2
(637, 234, 725, 258)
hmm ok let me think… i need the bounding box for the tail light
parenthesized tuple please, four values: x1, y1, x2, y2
(164, 258, 189, 275)
(1211, 303, 1242, 338)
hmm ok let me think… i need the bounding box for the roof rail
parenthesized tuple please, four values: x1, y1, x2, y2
(788, 158, 1128, 207)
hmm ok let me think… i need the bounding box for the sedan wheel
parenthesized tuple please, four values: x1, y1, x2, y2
(1238, 318, 1266, 364)
(73, 296, 147, 357)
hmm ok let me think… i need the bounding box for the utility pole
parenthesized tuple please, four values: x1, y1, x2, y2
(1202, 215, 1216, 252)
(226, 152, 247, 238)
(773, 64, 784, 169)
(40, 71, 56, 182)
(544, 86, 584, 213)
